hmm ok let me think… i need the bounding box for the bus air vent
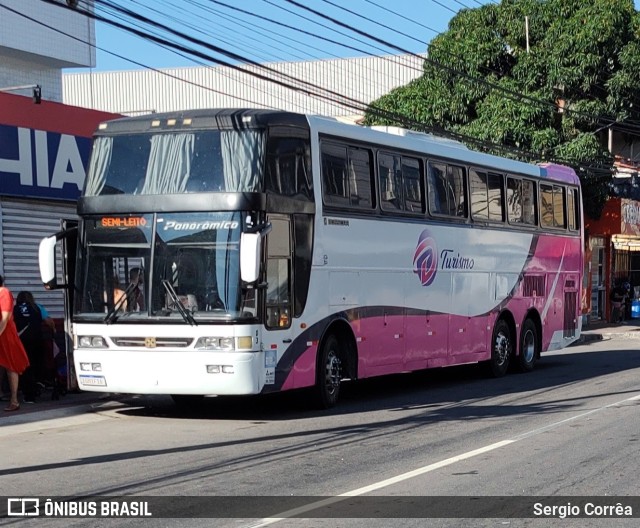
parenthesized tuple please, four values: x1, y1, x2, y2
(112, 337, 194, 348)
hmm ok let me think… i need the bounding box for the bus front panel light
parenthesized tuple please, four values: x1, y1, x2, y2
(195, 337, 235, 350)
(78, 336, 106, 348)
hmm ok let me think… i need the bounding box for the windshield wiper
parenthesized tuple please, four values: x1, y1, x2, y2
(104, 281, 139, 324)
(161, 280, 197, 326)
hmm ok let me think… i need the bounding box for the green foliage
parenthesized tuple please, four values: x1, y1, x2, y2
(364, 0, 640, 220)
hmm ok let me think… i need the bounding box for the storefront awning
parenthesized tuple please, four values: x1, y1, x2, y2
(612, 234, 640, 250)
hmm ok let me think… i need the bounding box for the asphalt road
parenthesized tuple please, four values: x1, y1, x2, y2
(1, 335, 639, 527)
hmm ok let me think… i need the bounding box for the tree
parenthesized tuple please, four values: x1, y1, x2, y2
(364, 0, 640, 220)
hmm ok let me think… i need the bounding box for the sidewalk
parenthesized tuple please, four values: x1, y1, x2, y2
(578, 317, 640, 343)
(0, 387, 118, 425)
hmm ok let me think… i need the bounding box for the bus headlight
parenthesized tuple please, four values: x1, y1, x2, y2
(78, 336, 106, 348)
(194, 336, 253, 351)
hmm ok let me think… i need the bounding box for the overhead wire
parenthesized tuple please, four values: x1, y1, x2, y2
(285, 0, 640, 137)
(33, 0, 615, 177)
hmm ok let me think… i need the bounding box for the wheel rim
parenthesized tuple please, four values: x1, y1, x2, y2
(522, 328, 535, 364)
(324, 349, 341, 396)
(494, 330, 510, 366)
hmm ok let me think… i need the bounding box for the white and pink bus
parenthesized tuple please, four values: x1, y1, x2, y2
(39, 109, 583, 408)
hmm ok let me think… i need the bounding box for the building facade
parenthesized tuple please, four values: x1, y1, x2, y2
(0, 0, 117, 318)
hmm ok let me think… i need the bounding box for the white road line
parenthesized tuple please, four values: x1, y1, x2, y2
(246, 392, 640, 527)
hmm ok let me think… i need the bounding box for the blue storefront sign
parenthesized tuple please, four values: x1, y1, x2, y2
(0, 124, 92, 201)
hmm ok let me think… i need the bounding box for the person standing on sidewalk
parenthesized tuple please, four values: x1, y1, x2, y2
(0, 275, 29, 412)
(14, 291, 45, 403)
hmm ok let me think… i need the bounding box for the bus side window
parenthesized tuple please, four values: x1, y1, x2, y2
(506, 177, 522, 223)
(428, 162, 466, 217)
(379, 152, 403, 212)
(403, 157, 423, 213)
(567, 187, 579, 231)
(321, 143, 349, 207)
(540, 183, 565, 228)
(522, 179, 537, 225)
(470, 169, 503, 221)
(348, 147, 374, 209)
(427, 162, 448, 215)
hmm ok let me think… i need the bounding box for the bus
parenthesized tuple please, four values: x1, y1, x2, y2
(39, 109, 583, 408)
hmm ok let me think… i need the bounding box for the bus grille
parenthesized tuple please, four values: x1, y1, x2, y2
(564, 291, 577, 338)
(112, 337, 194, 348)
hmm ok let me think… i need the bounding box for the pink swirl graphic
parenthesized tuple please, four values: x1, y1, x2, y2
(413, 229, 437, 286)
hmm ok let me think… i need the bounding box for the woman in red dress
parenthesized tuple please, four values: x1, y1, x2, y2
(0, 275, 29, 411)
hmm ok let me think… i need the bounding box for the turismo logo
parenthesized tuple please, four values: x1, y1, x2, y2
(413, 229, 437, 286)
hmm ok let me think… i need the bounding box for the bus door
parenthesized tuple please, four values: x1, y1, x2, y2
(263, 215, 299, 384)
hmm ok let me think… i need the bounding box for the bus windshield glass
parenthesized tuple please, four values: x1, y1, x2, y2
(84, 130, 266, 195)
(76, 212, 256, 321)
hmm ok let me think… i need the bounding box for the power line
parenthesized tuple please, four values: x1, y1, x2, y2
(32, 0, 616, 177)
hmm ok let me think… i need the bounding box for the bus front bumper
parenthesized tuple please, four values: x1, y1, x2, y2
(74, 349, 266, 396)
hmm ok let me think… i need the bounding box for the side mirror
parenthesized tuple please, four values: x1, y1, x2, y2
(39, 235, 58, 290)
(38, 227, 77, 290)
(240, 223, 272, 284)
(240, 232, 262, 284)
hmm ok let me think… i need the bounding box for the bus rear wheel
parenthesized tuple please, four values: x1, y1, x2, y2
(313, 334, 342, 409)
(518, 319, 538, 372)
(487, 319, 511, 377)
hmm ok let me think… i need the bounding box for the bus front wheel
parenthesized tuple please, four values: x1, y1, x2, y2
(487, 319, 511, 377)
(313, 334, 342, 409)
(518, 319, 538, 372)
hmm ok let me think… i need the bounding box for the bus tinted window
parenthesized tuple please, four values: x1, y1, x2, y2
(540, 184, 566, 228)
(403, 157, 423, 213)
(379, 152, 423, 214)
(321, 143, 374, 210)
(428, 162, 466, 217)
(86, 131, 265, 196)
(348, 147, 374, 209)
(507, 177, 537, 226)
(567, 187, 579, 231)
(471, 169, 504, 222)
(379, 153, 402, 212)
(266, 136, 312, 199)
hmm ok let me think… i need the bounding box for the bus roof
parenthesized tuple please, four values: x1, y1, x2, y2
(95, 108, 579, 186)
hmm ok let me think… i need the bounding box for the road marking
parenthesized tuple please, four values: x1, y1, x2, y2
(246, 392, 640, 527)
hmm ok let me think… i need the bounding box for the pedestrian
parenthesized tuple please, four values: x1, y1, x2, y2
(17, 291, 56, 376)
(0, 275, 29, 412)
(14, 291, 45, 403)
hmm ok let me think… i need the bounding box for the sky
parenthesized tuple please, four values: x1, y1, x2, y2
(89, 0, 493, 72)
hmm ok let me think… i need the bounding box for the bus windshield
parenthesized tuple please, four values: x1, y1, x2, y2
(84, 130, 265, 196)
(76, 211, 257, 322)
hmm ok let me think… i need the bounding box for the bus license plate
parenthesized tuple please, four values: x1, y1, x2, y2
(79, 375, 107, 387)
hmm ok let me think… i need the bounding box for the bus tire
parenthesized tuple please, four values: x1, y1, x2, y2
(171, 394, 204, 408)
(313, 333, 342, 409)
(518, 318, 538, 372)
(487, 319, 511, 377)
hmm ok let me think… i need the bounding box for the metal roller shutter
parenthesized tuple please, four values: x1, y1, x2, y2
(0, 197, 77, 319)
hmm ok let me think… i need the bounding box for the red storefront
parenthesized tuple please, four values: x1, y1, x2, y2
(585, 198, 640, 322)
